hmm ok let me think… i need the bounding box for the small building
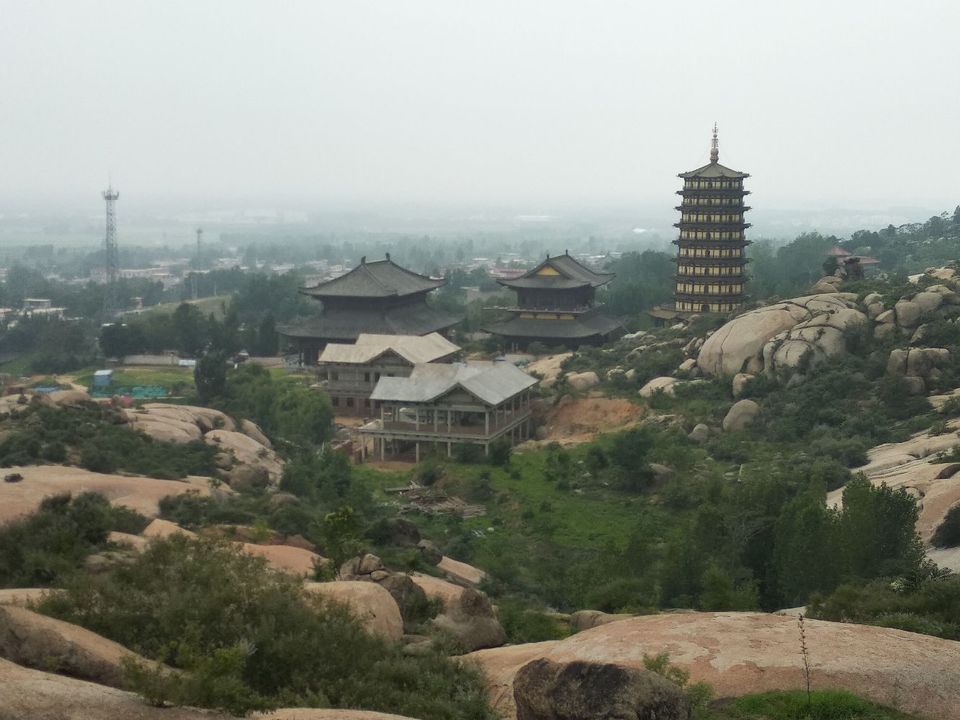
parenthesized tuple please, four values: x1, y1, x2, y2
(483, 252, 623, 350)
(360, 361, 537, 462)
(92, 369, 113, 388)
(278, 254, 463, 365)
(317, 332, 461, 416)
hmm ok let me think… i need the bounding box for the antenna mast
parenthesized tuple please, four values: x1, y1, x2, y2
(102, 185, 120, 319)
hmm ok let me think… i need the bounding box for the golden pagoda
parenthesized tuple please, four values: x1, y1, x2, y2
(673, 125, 750, 313)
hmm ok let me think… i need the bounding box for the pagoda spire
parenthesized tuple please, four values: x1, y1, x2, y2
(710, 123, 719, 163)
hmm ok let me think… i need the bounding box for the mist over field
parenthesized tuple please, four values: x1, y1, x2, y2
(2, 0, 958, 243)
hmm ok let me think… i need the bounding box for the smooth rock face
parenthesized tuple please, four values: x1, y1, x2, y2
(410, 574, 466, 611)
(568, 610, 633, 633)
(697, 294, 858, 377)
(437, 555, 486, 586)
(304, 581, 404, 642)
(431, 587, 506, 653)
(638, 377, 679, 399)
(731, 372, 754, 398)
(466, 612, 960, 720)
(722, 399, 760, 432)
(0, 656, 228, 720)
(565, 372, 600, 392)
(895, 300, 923, 328)
(513, 658, 690, 720)
(0, 589, 57, 607)
(0, 605, 148, 688)
(241, 543, 325, 577)
(0, 465, 217, 525)
(688, 424, 710, 444)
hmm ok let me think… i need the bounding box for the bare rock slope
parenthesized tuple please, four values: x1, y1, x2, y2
(466, 612, 960, 720)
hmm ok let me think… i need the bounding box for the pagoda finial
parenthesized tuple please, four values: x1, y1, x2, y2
(710, 123, 719, 163)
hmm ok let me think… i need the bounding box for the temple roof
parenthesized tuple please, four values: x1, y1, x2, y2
(302, 256, 444, 299)
(678, 162, 749, 179)
(278, 303, 462, 342)
(318, 332, 460, 365)
(370, 361, 537, 406)
(498, 253, 614, 290)
(484, 312, 623, 340)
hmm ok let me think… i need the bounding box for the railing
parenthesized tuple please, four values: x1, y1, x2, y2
(367, 410, 529, 439)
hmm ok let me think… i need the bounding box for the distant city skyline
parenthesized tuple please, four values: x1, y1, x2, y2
(2, 1, 958, 212)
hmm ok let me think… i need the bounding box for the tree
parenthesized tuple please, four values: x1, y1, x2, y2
(254, 314, 278, 356)
(172, 303, 207, 357)
(195, 351, 227, 404)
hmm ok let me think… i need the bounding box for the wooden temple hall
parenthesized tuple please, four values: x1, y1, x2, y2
(278, 255, 463, 365)
(483, 252, 623, 349)
(359, 361, 538, 462)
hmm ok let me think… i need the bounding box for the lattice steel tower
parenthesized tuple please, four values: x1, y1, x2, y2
(102, 185, 120, 318)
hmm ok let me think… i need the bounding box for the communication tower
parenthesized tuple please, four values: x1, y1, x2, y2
(102, 185, 120, 318)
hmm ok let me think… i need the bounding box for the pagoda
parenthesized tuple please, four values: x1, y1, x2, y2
(484, 252, 623, 349)
(672, 125, 751, 314)
(279, 255, 462, 365)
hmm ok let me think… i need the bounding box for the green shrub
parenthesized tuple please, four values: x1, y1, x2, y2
(723, 689, 914, 719)
(0, 492, 148, 587)
(40, 536, 494, 719)
(497, 600, 569, 643)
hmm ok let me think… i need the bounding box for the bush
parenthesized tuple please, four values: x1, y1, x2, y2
(497, 600, 568, 643)
(40, 536, 494, 719)
(0, 492, 148, 587)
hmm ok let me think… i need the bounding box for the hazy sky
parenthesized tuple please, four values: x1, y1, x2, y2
(2, 0, 958, 211)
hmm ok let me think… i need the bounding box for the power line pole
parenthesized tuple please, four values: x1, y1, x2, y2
(102, 185, 120, 319)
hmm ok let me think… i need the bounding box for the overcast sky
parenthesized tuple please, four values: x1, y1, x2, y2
(1, 0, 958, 212)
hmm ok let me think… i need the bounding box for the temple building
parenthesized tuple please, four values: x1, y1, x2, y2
(483, 252, 623, 349)
(279, 255, 462, 364)
(673, 125, 751, 314)
(317, 332, 460, 416)
(360, 360, 537, 462)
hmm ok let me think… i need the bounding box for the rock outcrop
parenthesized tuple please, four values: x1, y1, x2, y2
(568, 610, 632, 633)
(513, 658, 689, 720)
(0, 656, 225, 720)
(638, 377, 679, 399)
(304, 581, 404, 642)
(697, 294, 864, 378)
(0, 589, 57, 607)
(123, 404, 281, 489)
(828, 422, 960, 571)
(431, 587, 506, 653)
(722, 399, 759, 432)
(241, 543, 326, 577)
(0, 605, 151, 689)
(467, 612, 960, 720)
(565, 372, 600, 392)
(887, 347, 951, 394)
(0, 465, 219, 525)
(437, 556, 487, 587)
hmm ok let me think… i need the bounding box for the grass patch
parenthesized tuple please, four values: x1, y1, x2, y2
(74, 366, 195, 391)
(708, 689, 916, 719)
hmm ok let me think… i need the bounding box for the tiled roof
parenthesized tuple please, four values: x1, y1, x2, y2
(499, 254, 614, 290)
(278, 304, 462, 342)
(484, 311, 623, 340)
(318, 332, 460, 365)
(678, 161, 749, 179)
(369, 361, 537, 406)
(302, 257, 444, 299)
